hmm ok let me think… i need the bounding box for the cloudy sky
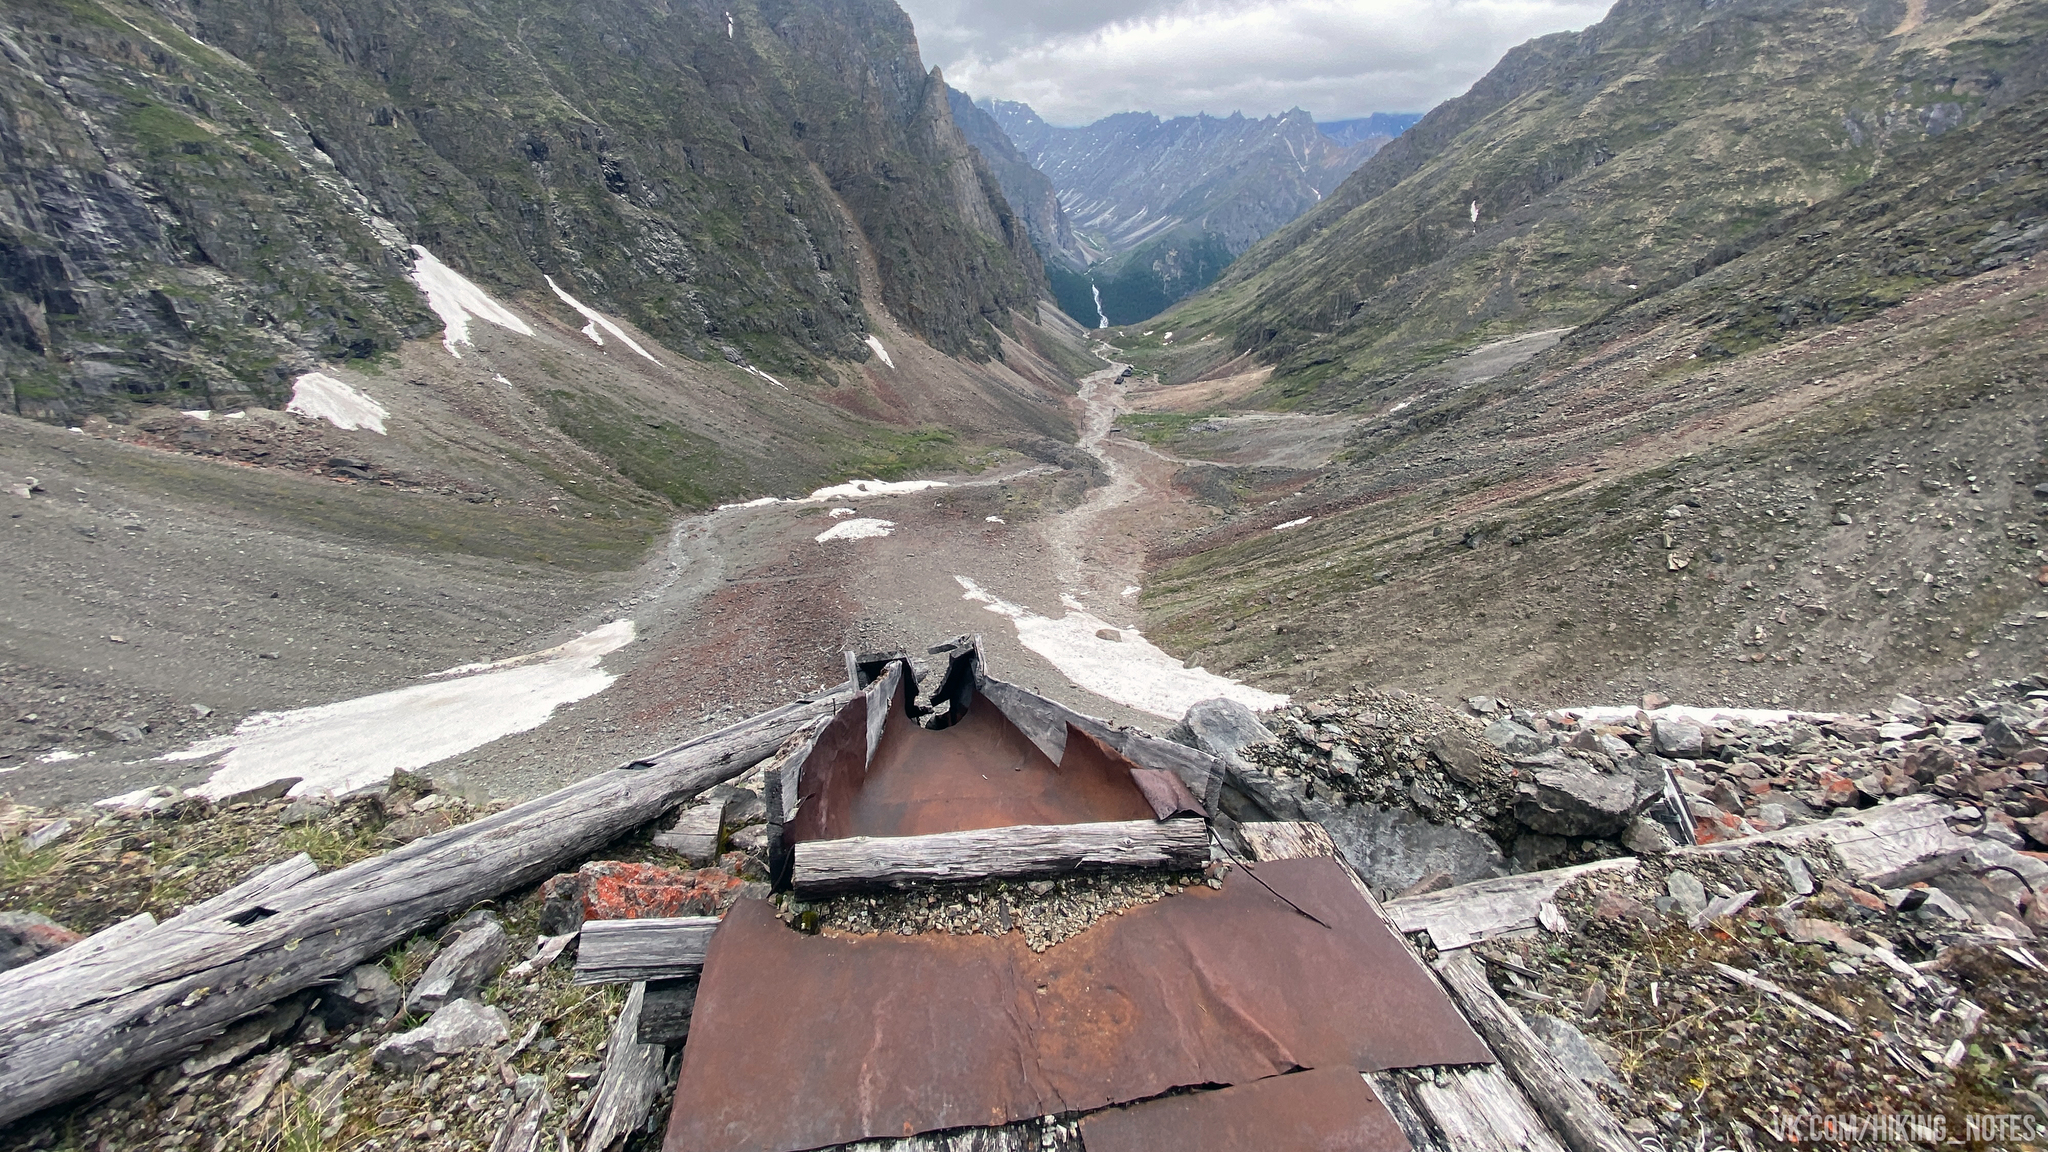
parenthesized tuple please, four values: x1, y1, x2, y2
(893, 0, 1611, 126)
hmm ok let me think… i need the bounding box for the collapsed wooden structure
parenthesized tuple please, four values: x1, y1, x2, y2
(0, 638, 1647, 1152)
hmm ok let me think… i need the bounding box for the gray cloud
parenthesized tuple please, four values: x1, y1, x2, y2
(895, 0, 1610, 125)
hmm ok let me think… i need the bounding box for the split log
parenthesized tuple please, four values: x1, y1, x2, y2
(573, 917, 720, 985)
(0, 689, 850, 1128)
(1433, 953, 1636, 1152)
(489, 1088, 552, 1152)
(579, 982, 667, 1152)
(790, 818, 1210, 897)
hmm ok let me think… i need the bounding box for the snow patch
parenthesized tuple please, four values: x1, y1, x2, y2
(717, 497, 783, 511)
(182, 410, 211, 421)
(986, 516, 1005, 524)
(955, 576, 1286, 719)
(1273, 517, 1312, 531)
(288, 373, 389, 434)
(409, 245, 534, 357)
(864, 335, 895, 368)
(829, 507, 858, 518)
(808, 479, 946, 502)
(1122, 586, 1141, 597)
(742, 365, 789, 390)
(159, 622, 636, 801)
(547, 276, 659, 364)
(816, 518, 894, 542)
(38, 748, 82, 764)
(493, 375, 513, 386)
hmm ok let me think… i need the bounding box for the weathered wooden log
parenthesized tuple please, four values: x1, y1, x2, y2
(1384, 859, 1639, 952)
(637, 977, 698, 1046)
(1433, 953, 1636, 1152)
(1367, 1066, 1567, 1152)
(573, 916, 720, 985)
(579, 982, 667, 1152)
(0, 690, 849, 1128)
(790, 817, 1210, 896)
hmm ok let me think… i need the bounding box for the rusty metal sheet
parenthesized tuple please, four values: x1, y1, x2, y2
(1079, 1068, 1412, 1152)
(1129, 766, 1205, 820)
(787, 675, 1156, 842)
(664, 856, 1490, 1152)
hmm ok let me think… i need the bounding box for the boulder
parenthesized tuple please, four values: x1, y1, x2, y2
(1313, 800, 1509, 893)
(320, 964, 402, 1025)
(403, 918, 509, 1015)
(1524, 1013, 1627, 1093)
(371, 999, 512, 1073)
(1514, 769, 1654, 838)
(0, 912, 81, 973)
(1482, 719, 1545, 758)
(1651, 718, 1704, 757)
(1183, 698, 1277, 766)
(1665, 871, 1708, 919)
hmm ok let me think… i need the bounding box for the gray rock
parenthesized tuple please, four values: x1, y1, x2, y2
(1523, 1013, 1627, 1093)
(1651, 718, 1704, 757)
(0, 911, 82, 972)
(370, 999, 512, 1073)
(220, 777, 302, 806)
(1427, 731, 1496, 787)
(1777, 854, 1817, 896)
(1483, 718, 1545, 757)
(1623, 817, 1675, 854)
(1467, 696, 1500, 716)
(1514, 769, 1653, 838)
(1665, 871, 1708, 919)
(404, 919, 509, 1015)
(321, 964, 402, 1025)
(1184, 697, 1277, 766)
(1313, 800, 1509, 893)
(1984, 717, 2034, 756)
(1890, 694, 1931, 721)
(280, 800, 332, 826)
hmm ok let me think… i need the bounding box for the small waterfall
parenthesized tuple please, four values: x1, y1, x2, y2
(1090, 281, 1110, 329)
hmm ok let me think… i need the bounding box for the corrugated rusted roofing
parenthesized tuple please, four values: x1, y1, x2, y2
(663, 856, 1490, 1152)
(1079, 1067, 1412, 1152)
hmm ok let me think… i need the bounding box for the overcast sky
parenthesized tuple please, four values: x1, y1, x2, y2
(893, 0, 1610, 126)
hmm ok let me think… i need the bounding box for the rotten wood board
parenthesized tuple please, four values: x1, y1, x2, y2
(573, 917, 720, 985)
(580, 982, 667, 1152)
(1434, 952, 1636, 1152)
(980, 678, 1225, 813)
(650, 800, 724, 863)
(789, 818, 1211, 897)
(1238, 820, 1342, 864)
(1369, 1066, 1568, 1152)
(0, 690, 850, 1128)
(1385, 859, 1641, 952)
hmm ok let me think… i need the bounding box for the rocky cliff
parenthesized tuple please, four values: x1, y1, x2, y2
(0, 0, 1048, 417)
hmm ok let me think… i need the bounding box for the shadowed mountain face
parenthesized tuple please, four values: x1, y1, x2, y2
(979, 101, 1390, 327)
(947, 86, 1088, 274)
(1168, 0, 2048, 401)
(1315, 114, 1422, 149)
(0, 0, 1046, 416)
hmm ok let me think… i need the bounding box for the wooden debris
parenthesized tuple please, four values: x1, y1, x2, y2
(1386, 859, 1640, 951)
(1238, 820, 1342, 862)
(0, 691, 849, 1127)
(789, 818, 1210, 896)
(1708, 961, 1854, 1032)
(573, 916, 720, 985)
(1369, 1066, 1568, 1152)
(637, 978, 698, 1045)
(651, 800, 725, 863)
(579, 982, 667, 1152)
(490, 1088, 552, 1152)
(1434, 952, 1637, 1152)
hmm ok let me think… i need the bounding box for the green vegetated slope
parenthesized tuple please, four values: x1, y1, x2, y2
(0, 0, 1046, 417)
(1140, 86, 2048, 709)
(985, 101, 1385, 326)
(1170, 0, 2048, 404)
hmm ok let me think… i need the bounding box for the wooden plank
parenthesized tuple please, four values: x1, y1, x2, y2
(579, 982, 667, 1152)
(573, 917, 720, 985)
(489, 1088, 551, 1152)
(1385, 859, 1640, 952)
(0, 689, 851, 1128)
(651, 800, 725, 863)
(1376, 1065, 1569, 1152)
(637, 978, 698, 1046)
(1434, 953, 1636, 1152)
(790, 818, 1211, 897)
(1239, 820, 1341, 863)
